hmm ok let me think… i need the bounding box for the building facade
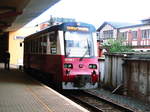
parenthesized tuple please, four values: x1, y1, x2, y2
(97, 19, 150, 51)
(9, 26, 39, 68)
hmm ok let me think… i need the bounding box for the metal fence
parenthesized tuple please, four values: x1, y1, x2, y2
(99, 53, 125, 89)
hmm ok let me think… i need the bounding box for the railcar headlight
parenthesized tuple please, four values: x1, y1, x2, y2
(64, 63, 73, 68)
(89, 64, 97, 69)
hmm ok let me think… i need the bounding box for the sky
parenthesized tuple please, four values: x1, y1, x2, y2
(25, 0, 150, 28)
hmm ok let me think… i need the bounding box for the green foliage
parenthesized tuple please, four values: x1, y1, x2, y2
(103, 38, 132, 53)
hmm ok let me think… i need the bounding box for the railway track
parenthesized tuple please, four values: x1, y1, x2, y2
(66, 90, 133, 112)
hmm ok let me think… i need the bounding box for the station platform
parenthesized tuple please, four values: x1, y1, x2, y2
(0, 68, 89, 112)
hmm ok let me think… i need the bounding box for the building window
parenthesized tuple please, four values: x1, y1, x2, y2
(103, 30, 113, 38)
(119, 32, 127, 39)
(132, 31, 137, 39)
(142, 29, 150, 38)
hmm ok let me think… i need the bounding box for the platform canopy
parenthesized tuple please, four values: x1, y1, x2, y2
(0, 0, 60, 32)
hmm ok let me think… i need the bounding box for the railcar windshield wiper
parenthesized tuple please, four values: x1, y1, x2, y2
(79, 40, 90, 61)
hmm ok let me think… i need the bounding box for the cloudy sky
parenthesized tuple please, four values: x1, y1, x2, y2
(26, 0, 150, 28)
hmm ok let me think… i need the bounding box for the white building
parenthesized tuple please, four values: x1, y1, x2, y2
(97, 19, 150, 51)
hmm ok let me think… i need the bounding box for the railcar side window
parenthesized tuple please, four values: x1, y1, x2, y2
(42, 35, 47, 54)
(31, 40, 33, 53)
(39, 37, 42, 53)
(47, 35, 50, 54)
(35, 39, 38, 53)
(27, 41, 30, 53)
(29, 41, 31, 53)
(24, 41, 27, 53)
(33, 39, 36, 53)
(37, 38, 40, 53)
(30, 40, 32, 53)
(49, 32, 57, 54)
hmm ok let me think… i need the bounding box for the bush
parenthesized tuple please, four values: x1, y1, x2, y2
(103, 38, 132, 53)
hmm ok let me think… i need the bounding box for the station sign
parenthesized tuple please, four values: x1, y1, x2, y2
(66, 26, 89, 32)
(14, 36, 25, 40)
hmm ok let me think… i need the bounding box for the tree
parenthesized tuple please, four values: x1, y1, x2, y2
(102, 38, 132, 53)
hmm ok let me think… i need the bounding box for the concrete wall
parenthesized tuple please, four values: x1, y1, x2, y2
(123, 58, 150, 103)
(9, 26, 38, 68)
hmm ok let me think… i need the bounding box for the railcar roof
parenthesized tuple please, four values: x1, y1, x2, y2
(24, 22, 96, 40)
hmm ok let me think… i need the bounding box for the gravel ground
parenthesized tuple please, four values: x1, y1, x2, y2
(86, 88, 150, 112)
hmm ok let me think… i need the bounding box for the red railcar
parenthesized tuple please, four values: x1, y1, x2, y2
(24, 22, 99, 89)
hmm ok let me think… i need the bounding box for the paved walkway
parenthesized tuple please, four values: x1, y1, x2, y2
(0, 69, 89, 112)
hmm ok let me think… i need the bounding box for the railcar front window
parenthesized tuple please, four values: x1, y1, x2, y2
(65, 31, 94, 57)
